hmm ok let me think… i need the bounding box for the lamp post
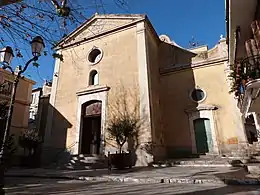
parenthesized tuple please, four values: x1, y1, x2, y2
(0, 36, 45, 195)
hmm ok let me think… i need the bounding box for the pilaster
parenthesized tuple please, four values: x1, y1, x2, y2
(136, 22, 153, 166)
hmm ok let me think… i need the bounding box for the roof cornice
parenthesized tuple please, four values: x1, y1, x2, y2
(54, 14, 146, 50)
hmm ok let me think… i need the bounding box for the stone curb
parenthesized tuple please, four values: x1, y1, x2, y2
(152, 164, 233, 168)
(5, 174, 79, 180)
(77, 175, 224, 184)
(5, 174, 260, 185)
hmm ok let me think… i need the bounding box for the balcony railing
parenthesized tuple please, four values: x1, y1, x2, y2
(231, 19, 260, 98)
(232, 55, 260, 97)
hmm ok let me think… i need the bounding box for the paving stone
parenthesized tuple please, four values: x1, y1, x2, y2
(6, 166, 260, 185)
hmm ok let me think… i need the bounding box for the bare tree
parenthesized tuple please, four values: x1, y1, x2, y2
(106, 84, 142, 153)
(0, 0, 130, 59)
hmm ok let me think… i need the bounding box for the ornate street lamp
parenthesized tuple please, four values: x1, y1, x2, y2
(0, 47, 14, 66)
(0, 36, 45, 195)
(31, 36, 45, 57)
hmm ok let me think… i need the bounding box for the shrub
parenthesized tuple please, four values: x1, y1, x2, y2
(19, 129, 42, 156)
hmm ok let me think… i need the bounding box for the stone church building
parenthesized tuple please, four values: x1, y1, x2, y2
(43, 14, 247, 166)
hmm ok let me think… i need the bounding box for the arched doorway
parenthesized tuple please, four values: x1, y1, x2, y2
(193, 118, 213, 154)
(80, 100, 102, 154)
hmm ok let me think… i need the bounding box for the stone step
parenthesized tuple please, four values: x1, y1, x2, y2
(246, 163, 260, 175)
(68, 159, 107, 165)
(70, 157, 106, 162)
(152, 158, 233, 168)
(54, 154, 108, 170)
(65, 162, 108, 170)
(71, 154, 102, 159)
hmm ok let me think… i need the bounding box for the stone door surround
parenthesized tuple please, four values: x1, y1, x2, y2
(74, 85, 110, 155)
(185, 105, 219, 154)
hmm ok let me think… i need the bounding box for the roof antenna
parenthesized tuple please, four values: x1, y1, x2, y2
(188, 36, 200, 48)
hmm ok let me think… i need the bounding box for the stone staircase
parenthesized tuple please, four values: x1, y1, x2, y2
(216, 142, 260, 175)
(152, 154, 234, 168)
(52, 154, 108, 170)
(241, 143, 260, 174)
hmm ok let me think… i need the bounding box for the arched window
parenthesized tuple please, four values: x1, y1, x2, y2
(89, 70, 99, 85)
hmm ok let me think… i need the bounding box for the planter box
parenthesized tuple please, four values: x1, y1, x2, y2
(109, 152, 133, 170)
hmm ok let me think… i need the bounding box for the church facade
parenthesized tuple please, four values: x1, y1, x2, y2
(43, 14, 247, 166)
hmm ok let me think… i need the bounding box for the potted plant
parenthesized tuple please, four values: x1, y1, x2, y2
(107, 116, 138, 169)
(19, 128, 42, 167)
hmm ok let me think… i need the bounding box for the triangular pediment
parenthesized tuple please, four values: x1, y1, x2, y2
(56, 14, 145, 48)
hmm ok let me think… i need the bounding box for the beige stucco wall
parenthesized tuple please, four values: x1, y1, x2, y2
(159, 40, 245, 156)
(159, 42, 195, 69)
(50, 26, 140, 153)
(160, 61, 240, 155)
(145, 26, 166, 159)
(160, 68, 194, 156)
(45, 14, 248, 165)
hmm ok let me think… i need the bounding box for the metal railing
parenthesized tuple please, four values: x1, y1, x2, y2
(234, 55, 260, 98)
(241, 55, 260, 81)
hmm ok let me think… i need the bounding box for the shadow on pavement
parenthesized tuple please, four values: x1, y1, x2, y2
(173, 185, 260, 195)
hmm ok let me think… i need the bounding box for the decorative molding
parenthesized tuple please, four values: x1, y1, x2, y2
(136, 21, 153, 165)
(15, 99, 31, 106)
(57, 18, 146, 50)
(186, 107, 219, 154)
(160, 57, 228, 75)
(54, 14, 146, 49)
(87, 46, 104, 65)
(74, 86, 108, 155)
(136, 22, 145, 34)
(159, 35, 172, 44)
(76, 85, 110, 96)
(185, 104, 218, 113)
(189, 88, 207, 103)
(10, 125, 28, 129)
(0, 95, 31, 106)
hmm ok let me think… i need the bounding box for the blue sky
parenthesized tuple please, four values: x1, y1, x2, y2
(26, 0, 226, 88)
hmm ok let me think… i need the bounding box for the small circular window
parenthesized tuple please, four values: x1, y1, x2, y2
(190, 89, 206, 102)
(88, 48, 103, 64)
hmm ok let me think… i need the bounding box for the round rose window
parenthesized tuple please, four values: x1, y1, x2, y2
(88, 48, 103, 64)
(190, 89, 206, 102)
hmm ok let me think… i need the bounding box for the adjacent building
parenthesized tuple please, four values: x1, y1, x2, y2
(29, 87, 42, 122)
(0, 68, 35, 151)
(226, 0, 260, 144)
(29, 81, 52, 133)
(42, 13, 248, 166)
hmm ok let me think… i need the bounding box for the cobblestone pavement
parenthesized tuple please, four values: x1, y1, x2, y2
(4, 177, 260, 195)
